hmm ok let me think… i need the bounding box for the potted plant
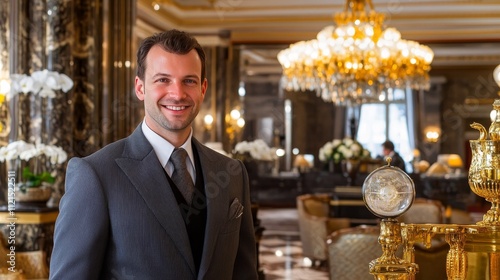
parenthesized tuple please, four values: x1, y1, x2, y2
(1, 69, 73, 203)
(0, 140, 68, 202)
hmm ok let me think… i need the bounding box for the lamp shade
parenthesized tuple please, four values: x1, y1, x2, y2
(447, 154, 463, 168)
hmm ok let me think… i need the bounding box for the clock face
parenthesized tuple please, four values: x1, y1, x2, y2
(362, 165, 415, 218)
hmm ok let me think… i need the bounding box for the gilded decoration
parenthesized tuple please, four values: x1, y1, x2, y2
(362, 100, 500, 279)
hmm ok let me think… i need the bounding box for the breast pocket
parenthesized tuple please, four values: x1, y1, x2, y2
(221, 198, 244, 234)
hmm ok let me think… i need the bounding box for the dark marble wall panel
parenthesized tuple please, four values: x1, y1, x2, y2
(0, 0, 9, 204)
(0, 221, 55, 266)
(27, 0, 47, 145)
(44, 0, 74, 201)
(10, 1, 32, 143)
(72, 0, 101, 157)
(0, 0, 10, 145)
(0, 1, 8, 80)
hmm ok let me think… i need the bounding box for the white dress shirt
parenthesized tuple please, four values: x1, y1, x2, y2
(141, 120, 196, 184)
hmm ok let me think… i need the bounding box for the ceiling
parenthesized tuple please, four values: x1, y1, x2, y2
(136, 0, 500, 82)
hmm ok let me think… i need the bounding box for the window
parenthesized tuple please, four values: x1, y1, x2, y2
(355, 88, 415, 172)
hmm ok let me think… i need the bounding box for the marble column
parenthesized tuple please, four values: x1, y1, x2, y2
(0, 0, 137, 205)
(71, 0, 101, 157)
(0, 1, 9, 203)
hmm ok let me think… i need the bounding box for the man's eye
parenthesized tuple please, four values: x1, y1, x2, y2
(158, 78, 169, 83)
(185, 79, 197, 85)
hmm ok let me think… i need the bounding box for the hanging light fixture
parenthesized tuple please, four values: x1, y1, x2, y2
(277, 0, 434, 106)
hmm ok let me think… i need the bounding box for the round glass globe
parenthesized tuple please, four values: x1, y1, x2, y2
(362, 165, 415, 218)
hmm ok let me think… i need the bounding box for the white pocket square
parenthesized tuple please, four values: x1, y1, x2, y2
(229, 198, 244, 220)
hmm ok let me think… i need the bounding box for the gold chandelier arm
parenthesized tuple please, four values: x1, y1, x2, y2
(345, 0, 375, 13)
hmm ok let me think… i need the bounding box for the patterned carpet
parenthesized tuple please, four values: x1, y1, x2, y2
(257, 207, 329, 280)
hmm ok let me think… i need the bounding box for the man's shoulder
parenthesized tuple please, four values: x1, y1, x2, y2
(195, 140, 235, 161)
(77, 137, 130, 163)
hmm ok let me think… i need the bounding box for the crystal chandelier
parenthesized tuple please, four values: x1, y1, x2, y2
(277, 0, 434, 106)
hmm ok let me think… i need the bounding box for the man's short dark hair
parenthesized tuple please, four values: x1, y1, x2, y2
(136, 29, 206, 81)
(382, 140, 395, 151)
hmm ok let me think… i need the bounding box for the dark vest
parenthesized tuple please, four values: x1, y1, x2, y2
(166, 144, 207, 274)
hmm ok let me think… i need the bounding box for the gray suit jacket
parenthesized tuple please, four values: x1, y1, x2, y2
(50, 125, 258, 279)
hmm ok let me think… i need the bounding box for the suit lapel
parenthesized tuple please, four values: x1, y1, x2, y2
(115, 126, 196, 275)
(193, 140, 229, 278)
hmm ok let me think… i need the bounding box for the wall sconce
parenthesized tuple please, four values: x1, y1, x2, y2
(273, 148, 285, 175)
(230, 109, 245, 129)
(203, 114, 214, 131)
(226, 108, 245, 147)
(424, 126, 440, 143)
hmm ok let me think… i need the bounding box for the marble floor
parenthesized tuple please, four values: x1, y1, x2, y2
(257, 207, 329, 280)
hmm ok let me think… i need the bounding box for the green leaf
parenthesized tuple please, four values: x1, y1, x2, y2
(21, 167, 55, 188)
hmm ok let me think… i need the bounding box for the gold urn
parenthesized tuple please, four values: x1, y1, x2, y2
(469, 100, 500, 226)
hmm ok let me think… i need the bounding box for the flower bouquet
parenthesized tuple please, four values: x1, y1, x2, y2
(233, 139, 277, 176)
(319, 138, 370, 164)
(234, 139, 277, 161)
(0, 140, 68, 202)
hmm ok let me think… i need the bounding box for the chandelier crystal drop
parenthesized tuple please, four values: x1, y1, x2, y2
(277, 0, 434, 106)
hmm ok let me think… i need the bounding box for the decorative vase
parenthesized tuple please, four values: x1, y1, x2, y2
(328, 161, 342, 173)
(341, 159, 360, 186)
(16, 183, 53, 203)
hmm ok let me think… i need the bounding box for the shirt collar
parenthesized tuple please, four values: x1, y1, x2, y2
(141, 120, 195, 169)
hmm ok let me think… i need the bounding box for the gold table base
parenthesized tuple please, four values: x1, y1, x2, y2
(372, 223, 500, 280)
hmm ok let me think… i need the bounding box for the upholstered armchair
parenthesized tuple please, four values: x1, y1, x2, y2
(327, 225, 381, 280)
(296, 193, 350, 265)
(399, 198, 445, 224)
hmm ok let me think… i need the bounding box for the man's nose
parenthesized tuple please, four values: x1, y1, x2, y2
(168, 82, 186, 98)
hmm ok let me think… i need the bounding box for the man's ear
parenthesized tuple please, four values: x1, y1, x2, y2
(201, 78, 208, 98)
(135, 76, 145, 100)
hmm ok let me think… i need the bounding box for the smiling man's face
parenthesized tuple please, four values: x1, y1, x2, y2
(135, 45, 207, 143)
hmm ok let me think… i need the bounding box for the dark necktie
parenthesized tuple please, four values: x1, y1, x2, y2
(170, 148, 194, 204)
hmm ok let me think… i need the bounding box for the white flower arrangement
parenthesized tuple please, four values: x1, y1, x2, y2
(0, 140, 68, 189)
(8, 69, 74, 99)
(319, 138, 370, 164)
(0, 140, 67, 165)
(0, 70, 73, 192)
(234, 139, 277, 161)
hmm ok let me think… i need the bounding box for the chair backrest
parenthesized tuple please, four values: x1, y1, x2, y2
(327, 225, 381, 280)
(297, 193, 331, 218)
(296, 193, 351, 262)
(400, 198, 445, 224)
(449, 208, 473, 224)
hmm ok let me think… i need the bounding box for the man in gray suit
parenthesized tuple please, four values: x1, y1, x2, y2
(50, 29, 258, 279)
